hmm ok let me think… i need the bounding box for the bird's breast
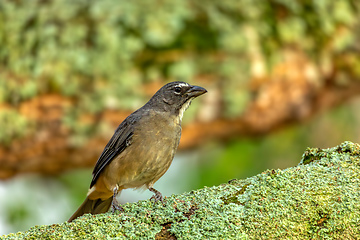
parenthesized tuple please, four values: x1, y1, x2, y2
(133, 111, 181, 164)
(107, 111, 181, 189)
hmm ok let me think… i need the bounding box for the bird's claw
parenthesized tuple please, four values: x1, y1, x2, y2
(111, 202, 124, 213)
(149, 187, 165, 204)
(150, 194, 163, 203)
(112, 185, 124, 213)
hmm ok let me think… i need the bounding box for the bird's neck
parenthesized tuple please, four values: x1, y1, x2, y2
(143, 97, 193, 125)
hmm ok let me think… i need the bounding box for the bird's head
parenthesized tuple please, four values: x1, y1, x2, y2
(147, 81, 207, 120)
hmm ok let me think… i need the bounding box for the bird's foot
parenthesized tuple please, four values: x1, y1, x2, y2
(112, 186, 124, 213)
(112, 201, 124, 213)
(149, 187, 164, 203)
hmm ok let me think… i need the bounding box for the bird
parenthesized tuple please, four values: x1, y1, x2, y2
(68, 81, 207, 222)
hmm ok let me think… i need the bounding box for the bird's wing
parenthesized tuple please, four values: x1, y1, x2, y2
(90, 117, 135, 188)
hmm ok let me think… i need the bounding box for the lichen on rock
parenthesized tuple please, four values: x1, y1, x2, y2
(3, 141, 360, 239)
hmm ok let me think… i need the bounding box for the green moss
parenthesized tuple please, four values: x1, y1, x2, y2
(299, 140, 360, 165)
(221, 183, 249, 205)
(2, 141, 360, 239)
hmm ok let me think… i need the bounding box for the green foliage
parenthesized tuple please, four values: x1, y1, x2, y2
(58, 169, 92, 207)
(5, 205, 31, 228)
(0, 0, 358, 104)
(0, 0, 359, 144)
(0, 109, 31, 145)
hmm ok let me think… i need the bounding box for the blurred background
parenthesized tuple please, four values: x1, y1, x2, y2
(1, 0, 360, 235)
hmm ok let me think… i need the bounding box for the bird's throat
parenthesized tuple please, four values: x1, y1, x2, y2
(178, 98, 192, 123)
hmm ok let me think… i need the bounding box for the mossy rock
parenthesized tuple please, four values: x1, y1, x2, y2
(2, 141, 360, 239)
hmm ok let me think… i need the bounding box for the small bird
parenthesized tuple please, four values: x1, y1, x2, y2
(68, 81, 207, 222)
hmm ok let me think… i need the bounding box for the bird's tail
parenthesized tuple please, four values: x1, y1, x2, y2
(68, 196, 113, 222)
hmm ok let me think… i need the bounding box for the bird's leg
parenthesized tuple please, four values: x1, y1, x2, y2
(112, 185, 124, 213)
(149, 187, 164, 203)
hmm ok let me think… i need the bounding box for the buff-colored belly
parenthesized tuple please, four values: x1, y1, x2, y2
(93, 111, 181, 197)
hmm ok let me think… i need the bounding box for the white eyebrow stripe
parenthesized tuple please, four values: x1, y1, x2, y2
(175, 83, 189, 88)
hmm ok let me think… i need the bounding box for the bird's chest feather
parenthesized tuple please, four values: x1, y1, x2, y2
(134, 111, 181, 156)
(109, 111, 181, 188)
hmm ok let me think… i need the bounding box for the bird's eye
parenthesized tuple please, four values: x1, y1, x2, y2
(174, 87, 181, 94)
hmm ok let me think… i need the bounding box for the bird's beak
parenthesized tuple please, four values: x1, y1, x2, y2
(186, 85, 207, 98)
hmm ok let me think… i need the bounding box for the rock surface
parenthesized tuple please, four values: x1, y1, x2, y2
(2, 141, 360, 239)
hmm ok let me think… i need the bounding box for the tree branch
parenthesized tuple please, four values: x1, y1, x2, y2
(1, 52, 360, 179)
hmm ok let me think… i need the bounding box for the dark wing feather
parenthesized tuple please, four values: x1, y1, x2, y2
(90, 118, 135, 188)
